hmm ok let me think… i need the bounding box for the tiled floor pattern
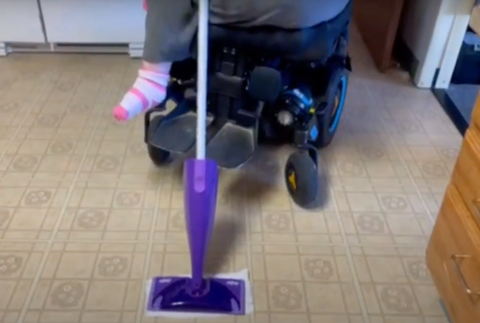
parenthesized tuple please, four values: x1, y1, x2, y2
(0, 27, 460, 323)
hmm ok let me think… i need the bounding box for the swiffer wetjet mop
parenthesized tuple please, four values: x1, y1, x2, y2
(146, 0, 250, 316)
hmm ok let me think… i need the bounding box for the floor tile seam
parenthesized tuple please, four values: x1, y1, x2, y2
(134, 181, 163, 323)
(362, 85, 437, 224)
(328, 187, 371, 323)
(0, 238, 430, 248)
(0, 87, 53, 166)
(15, 108, 109, 323)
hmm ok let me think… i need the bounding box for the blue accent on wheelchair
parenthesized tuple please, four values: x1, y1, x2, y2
(310, 125, 318, 141)
(329, 75, 347, 133)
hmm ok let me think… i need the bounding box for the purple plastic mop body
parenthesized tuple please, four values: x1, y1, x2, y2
(146, 159, 246, 315)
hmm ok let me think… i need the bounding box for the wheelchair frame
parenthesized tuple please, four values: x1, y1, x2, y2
(143, 30, 351, 208)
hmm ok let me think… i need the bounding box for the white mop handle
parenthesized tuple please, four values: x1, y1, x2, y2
(196, 0, 209, 160)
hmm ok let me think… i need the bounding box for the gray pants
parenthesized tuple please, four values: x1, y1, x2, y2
(143, 0, 350, 63)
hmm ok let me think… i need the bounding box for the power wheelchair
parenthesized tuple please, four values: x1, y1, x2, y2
(144, 3, 352, 208)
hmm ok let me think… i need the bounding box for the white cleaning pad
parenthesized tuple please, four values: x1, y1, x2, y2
(145, 269, 253, 318)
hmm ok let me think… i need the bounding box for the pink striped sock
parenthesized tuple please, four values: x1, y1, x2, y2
(113, 68, 169, 121)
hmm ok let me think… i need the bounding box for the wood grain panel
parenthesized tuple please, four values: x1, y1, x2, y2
(472, 90, 480, 131)
(426, 185, 480, 323)
(452, 128, 480, 227)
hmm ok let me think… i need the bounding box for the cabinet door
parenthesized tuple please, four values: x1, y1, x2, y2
(472, 91, 480, 132)
(0, 0, 45, 43)
(39, 0, 145, 43)
(452, 128, 480, 227)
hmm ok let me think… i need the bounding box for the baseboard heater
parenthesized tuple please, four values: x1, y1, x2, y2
(3, 42, 143, 57)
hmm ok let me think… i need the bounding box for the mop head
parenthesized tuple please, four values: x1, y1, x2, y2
(145, 269, 253, 318)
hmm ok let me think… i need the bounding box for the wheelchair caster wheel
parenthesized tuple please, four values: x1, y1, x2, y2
(147, 145, 171, 167)
(284, 150, 319, 209)
(146, 115, 171, 167)
(314, 68, 348, 148)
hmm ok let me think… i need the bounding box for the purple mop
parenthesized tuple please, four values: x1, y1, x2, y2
(146, 0, 249, 316)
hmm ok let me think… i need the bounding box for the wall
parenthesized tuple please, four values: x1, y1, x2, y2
(401, 0, 441, 71)
(399, 0, 476, 88)
(400, 0, 455, 88)
(0, 0, 145, 57)
(0, 0, 45, 43)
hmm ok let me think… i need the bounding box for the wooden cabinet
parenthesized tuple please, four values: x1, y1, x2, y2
(353, 0, 405, 71)
(426, 90, 480, 323)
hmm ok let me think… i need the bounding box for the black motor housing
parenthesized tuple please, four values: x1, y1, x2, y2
(274, 85, 314, 126)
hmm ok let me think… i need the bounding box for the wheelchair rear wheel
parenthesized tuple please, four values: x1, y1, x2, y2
(313, 68, 348, 148)
(284, 150, 319, 208)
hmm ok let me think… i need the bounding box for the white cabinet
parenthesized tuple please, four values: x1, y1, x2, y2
(0, 0, 45, 43)
(39, 0, 145, 43)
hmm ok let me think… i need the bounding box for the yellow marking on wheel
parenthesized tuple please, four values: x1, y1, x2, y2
(288, 171, 297, 191)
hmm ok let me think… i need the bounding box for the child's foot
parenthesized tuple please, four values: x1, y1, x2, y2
(113, 65, 170, 121)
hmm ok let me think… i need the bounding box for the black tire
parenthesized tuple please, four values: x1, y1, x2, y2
(284, 150, 319, 209)
(313, 68, 348, 148)
(147, 144, 170, 167)
(146, 116, 171, 166)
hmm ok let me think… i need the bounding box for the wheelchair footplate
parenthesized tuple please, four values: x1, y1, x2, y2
(148, 100, 214, 154)
(206, 122, 255, 169)
(147, 100, 254, 168)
